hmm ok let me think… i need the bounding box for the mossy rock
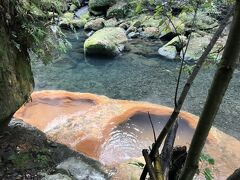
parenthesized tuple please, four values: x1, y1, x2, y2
(84, 27, 128, 57)
(106, 2, 128, 19)
(159, 17, 185, 37)
(84, 18, 105, 31)
(89, 0, 115, 14)
(69, 4, 77, 12)
(142, 16, 162, 28)
(179, 11, 218, 31)
(165, 35, 187, 51)
(60, 12, 90, 29)
(181, 35, 211, 61)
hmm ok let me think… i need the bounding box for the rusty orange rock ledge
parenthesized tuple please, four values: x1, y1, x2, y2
(14, 90, 240, 178)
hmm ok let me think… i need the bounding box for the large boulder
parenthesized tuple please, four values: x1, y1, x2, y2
(106, 1, 128, 19)
(89, 0, 115, 15)
(84, 18, 105, 31)
(84, 27, 128, 57)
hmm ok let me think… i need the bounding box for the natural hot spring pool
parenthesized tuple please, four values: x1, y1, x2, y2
(14, 91, 240, 178)
(99, 113, 195, 165)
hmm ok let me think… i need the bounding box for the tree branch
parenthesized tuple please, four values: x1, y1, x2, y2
(140, 6, 233, 180)
(142, 149, 157, 180)
(179, 1, 240, 179)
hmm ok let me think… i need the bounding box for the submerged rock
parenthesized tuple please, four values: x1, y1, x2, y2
(84, 27, 128, 57)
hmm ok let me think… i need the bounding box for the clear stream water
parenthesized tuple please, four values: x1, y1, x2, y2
(31, 30, 240, 140)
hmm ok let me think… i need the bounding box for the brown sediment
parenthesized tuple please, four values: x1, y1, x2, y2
(14, 90, 240, 178)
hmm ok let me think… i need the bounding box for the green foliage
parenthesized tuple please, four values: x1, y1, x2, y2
(203, 167, 214, 180)
(128, 161, 145, 169)
(9, 153, 32, 169)
(135, 2, 143, 14)
(200, 153, 215, 165)
(2, 0, 71, 64)
(200, 153, 215, 180)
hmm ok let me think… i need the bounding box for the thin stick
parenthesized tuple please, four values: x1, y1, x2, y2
(142, 149, 157, 180)
(148, 112, 156, 143)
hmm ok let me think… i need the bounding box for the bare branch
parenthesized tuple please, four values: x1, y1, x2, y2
(142, 149, 157, 180)
(140, 6, 233, 180)
(148, 112, 157, 143)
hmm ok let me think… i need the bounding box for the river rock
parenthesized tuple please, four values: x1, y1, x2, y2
(179, 11, 218, 31)
(59, 12, 89, 29)
(89, 0, 115, 15)
(180, 35, 210, 61)
(69, 4, 77, 12)
(41, 173, 72, 180)
(84, 27, 128, 57)
(84, 18, 105, 31)
(143, 27, 160, 38)
(159, 17, 185, 38)
(128, 32, 140, 39)
(158, 45, 177, 60)
(106, 1, 128, 19)
(142, 16, 161, 28)
(165, 35, 187, 51)
(57, 157, 107, 180)
(119, 22, 130, 30)
(126, 26, 137, 34)
(104, 18, 118, 27)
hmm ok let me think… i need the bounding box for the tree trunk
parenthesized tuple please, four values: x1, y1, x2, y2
(0, 2, 34, 125)
(179, 1, 240, 179)
(227, 168, 240, 180)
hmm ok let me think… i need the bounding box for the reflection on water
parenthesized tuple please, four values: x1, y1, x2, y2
(99, 113, 194, 165)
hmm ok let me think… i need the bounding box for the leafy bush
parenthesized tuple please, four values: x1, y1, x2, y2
(1, 0, 71, 64)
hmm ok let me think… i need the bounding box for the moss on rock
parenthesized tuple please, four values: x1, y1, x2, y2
(84, 27, 128, 57)
(0, 22, 34, 124)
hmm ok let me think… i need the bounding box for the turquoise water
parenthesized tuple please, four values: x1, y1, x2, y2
(32, 30, 179, 102)
(31, 30, 240, 139)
